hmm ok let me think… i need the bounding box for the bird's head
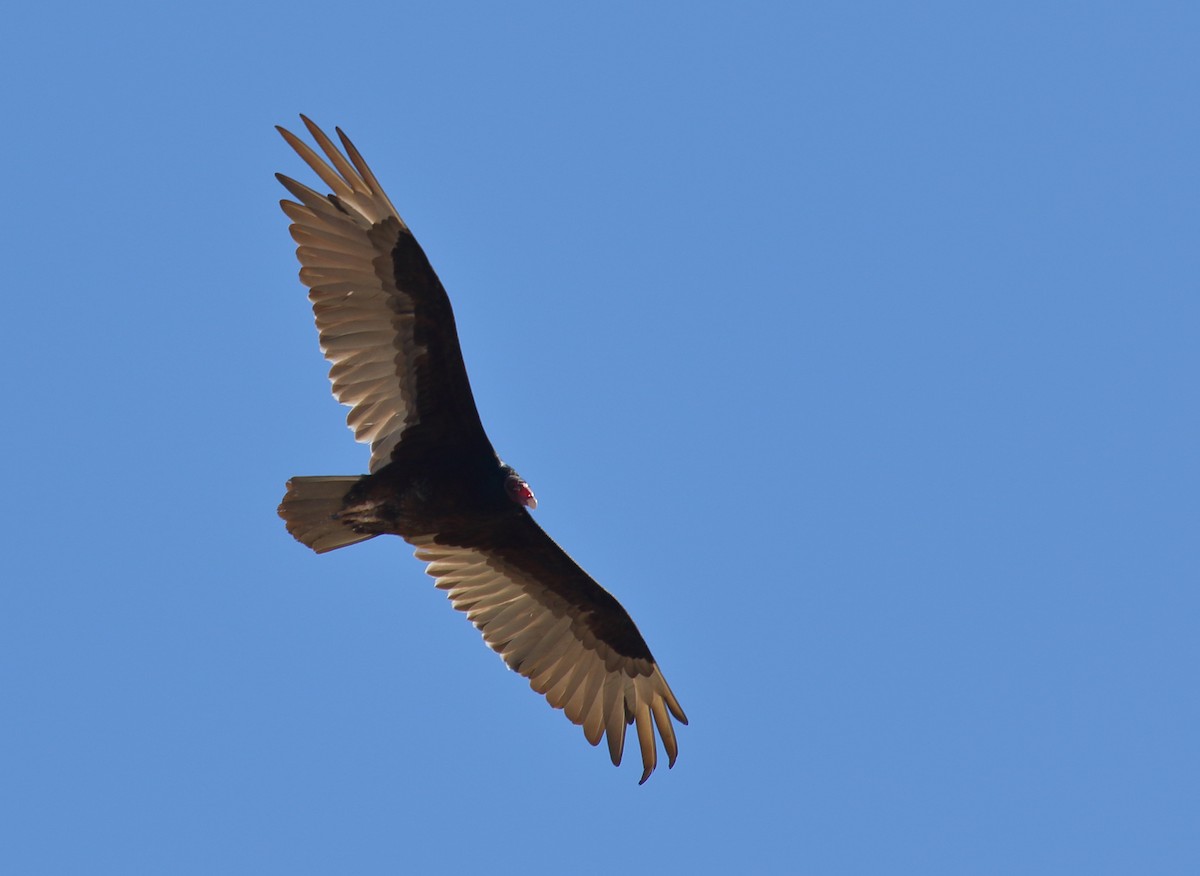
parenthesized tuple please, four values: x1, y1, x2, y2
(500, 463, 538, 510)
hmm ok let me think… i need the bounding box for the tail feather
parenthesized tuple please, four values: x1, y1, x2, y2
(279, 475, 376, 553)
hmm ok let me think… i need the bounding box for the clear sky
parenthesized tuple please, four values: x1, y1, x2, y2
(3, 2, 1197, 874)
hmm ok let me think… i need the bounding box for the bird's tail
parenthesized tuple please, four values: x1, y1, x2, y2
(278, 476, 377, 554)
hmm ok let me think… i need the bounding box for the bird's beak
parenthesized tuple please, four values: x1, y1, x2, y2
(521, 485, 538, 510)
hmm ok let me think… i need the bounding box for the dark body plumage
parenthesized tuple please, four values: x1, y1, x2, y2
(275, 117, 685, 782)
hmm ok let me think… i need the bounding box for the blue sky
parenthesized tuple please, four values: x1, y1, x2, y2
(3, 2, 1197, 873)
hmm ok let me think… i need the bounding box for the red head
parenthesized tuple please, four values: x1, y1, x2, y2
(503, 468, 537, 509)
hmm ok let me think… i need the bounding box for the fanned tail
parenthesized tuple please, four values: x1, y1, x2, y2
(278, 476, 376, 553)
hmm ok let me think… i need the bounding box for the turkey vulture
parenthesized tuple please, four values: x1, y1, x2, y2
(275, 116, 686, 783)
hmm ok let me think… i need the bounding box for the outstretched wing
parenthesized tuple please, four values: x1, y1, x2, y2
(410, 513, 688, 784)
(277, 116, 490, 472)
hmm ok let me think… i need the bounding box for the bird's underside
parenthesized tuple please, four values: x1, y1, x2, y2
(275, 116, 686, 783)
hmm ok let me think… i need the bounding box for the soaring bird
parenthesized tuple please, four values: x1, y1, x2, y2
(275, 117, 686, 783)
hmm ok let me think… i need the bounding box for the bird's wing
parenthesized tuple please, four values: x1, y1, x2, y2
(277, 116, 489, 472)
(410, 513, 688, 784)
